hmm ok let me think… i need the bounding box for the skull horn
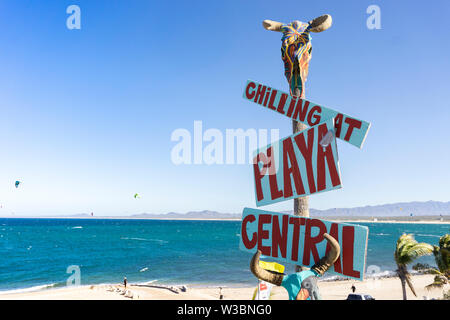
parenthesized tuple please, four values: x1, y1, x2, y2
(311, 233, 341, 275)
(308, 14, 332, 33)
(250, 250, 284, 286)
(262, 20, 283, 32)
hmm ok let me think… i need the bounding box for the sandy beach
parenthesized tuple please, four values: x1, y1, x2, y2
(0, 274, 446, 300)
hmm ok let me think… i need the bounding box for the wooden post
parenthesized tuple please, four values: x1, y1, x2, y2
(261, 15, 334, 269)
(292, 85, 309, 218)
(293, 120, 309, 218)
(292, 87, 309, 272)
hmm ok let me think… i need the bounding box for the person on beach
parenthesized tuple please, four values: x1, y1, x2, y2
(351, 284, 356, 293)
(124, 277, 127, 289)
(219, 287, 223, 300)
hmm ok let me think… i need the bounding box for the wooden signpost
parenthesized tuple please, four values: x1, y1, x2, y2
(239, 16, 371, 295)
(239, 208, 369, 281)
(253, 118, 342, 207)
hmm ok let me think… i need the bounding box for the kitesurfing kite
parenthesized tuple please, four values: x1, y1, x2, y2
(134, 193, 141, 199)
(15, 181, 21, 188)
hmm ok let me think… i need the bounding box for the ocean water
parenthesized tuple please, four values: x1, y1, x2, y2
(0, 218, 448, 293)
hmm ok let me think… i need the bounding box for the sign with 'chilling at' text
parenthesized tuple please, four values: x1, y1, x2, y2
(243, 80, 371, 149)
(239, 208, 369, 280)
(253, 118, 341, 207)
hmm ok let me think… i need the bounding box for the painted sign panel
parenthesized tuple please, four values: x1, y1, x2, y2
(243, 80, 371, 149)
(253, 118, 341, 207)
(239, 207, 369, 280)
(255, 280, 273, 300)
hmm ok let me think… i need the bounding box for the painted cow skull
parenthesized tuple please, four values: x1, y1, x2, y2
(250, 233, 340, 300)
(262, 15, 332, 98)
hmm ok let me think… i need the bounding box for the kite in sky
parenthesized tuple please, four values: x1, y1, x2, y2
(15, 181, 21, 188)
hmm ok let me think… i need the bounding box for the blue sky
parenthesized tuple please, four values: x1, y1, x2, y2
(0, 0, 449, 216)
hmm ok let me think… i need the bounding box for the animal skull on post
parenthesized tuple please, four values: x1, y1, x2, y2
(250, 233, 340, 300)
(262, 15, 332, 98)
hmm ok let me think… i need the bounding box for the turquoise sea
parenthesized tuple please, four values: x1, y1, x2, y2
(0, 218, 448, 293)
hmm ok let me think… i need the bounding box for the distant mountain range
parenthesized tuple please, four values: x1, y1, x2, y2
(300, 200, 450, 217)
(4, 201, 449, 219)
(129, 201, 450, 219)
(131, 210, 240, 220)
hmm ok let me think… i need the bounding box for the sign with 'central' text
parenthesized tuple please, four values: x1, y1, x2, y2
(239, 208, 369, 280)
(253, 118, 341, 207)
(243, 80, 371, 149)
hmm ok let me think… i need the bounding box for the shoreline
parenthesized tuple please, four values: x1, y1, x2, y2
(0, 274, 446, 300)
(0, 270, 434, 296)
(1, 216, 449, 224)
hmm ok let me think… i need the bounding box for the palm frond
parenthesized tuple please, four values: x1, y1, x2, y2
(426, 282, 444, 290)
(408, 243, 434, 258)
(433, 234, 450, 274)
(426, 275, 448, 290)
(394, 234, 433, 265)
(405, 273, 417, 297)
(428, 268, 444, 275)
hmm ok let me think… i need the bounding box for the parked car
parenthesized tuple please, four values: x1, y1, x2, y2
(346, 293, 375, 300)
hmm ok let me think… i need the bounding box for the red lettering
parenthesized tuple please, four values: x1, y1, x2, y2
(317, 124, 341, 192)
(289, 217, 305, 262)
(263, 88, 271, 106)
(282, 138, 305, 198)
(302, 219, 327, 265)
(342, 226, 360, 278)
(245, 82, 256, 100)
(307, 106, 322, 126)
(258, 214, 272, 256)
(334, 113, 343, 138)
(276, 93, 288, 115)
(267, 90, 278, 110)
(254, 85, 267, 104)
(286, 98, 297, 118)
(294, 129, 316, 194)
(343, 118, 362, 141)
(325, 223, 342, 273)
(292, 100, 309, 122)
(241, 214, 257, 249)
(267, 147, 283, 200)
(253, 152, 268, 201)
(272, 215, 289, 258)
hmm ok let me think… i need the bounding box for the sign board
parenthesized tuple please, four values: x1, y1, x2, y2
(253, 118, 341, 207)
(255, 280, 273, 300)
(243, 80, 371, 149)
(239, 207, 369, 281)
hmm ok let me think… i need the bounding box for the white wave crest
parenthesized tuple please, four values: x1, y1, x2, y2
(0, 283, 57, 295)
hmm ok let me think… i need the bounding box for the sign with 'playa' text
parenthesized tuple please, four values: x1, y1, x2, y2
(253, 118, 341, 207)
(239, 208, 369, 280)
(243, 80, 371, 149)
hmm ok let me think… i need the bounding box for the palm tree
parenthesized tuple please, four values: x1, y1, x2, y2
(426, 234, 450, 290)
(394, 234, 433, 300)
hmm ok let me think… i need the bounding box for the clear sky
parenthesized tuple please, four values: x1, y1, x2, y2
(0, 0, 449, 216)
